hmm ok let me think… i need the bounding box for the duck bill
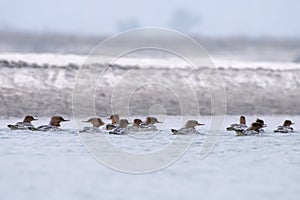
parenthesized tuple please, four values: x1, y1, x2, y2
(62, 119, 70, 122)
(198, 123, 205, 126)
(82, 120, 89, 123)
(157, 121, 163, 123)
(32, 118, 38, 121)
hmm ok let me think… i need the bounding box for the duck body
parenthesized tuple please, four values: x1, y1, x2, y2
(138, 117, 162, 131)
(171, 120, 204, 135)
(171, 127, 200, 135)
(274, 120, 294, 133)
(30, 116, 69, 132)
(7, 116, 38, 130)
(30, 125, 61, 131)
(235, 129, 259, 136)
(227, 116, 247, 131)
(139, 123, 158, 131)
(106, 124, 117, 130)
(227, 123, 248, 131)
(235, 122, 262, 136)
(109, 127, 129, 135)
(80, 117, 105, 133)
(106, 114, 119, 130)
(274, 126, 293, 133)
(126, 125, 141, 132)
(109, 119, 130, 135)
(79, 127, 102, 133)
(8, 122, 35, 130)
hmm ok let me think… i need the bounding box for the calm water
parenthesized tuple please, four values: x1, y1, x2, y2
(0, 115, 300, 200)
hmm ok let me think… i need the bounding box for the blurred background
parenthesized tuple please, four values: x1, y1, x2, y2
(1, 0, 300, 117)
(0, 0, 299, 62)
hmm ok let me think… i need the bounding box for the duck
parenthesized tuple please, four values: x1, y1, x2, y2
(79, 117, 105, 133)
(106, 114, 120, 130)
(226, 116, 247, 131)
(171, 120, 205, 135)
(126, 118, 143, 132)
(7, 115, 38, 130)
(109, 119, 130, 135)
(30, 116, 69, 131)
(274, 120, 294, 133)
(256, 118, 267, 133)
(140, 116, 162, 131)
(235, 122, 263, 136)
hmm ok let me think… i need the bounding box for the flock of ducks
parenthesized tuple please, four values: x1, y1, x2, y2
(6, 115, 203, 135)
(226, 116, 295, 135)
(5, 115, 295, 136)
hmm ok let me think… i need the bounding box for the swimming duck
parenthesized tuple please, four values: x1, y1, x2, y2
(256, 118, 267, 133)
(106, 114, 120, 130)
(226, 116, 247, 131)
(126, 118, 143, 132)
(171, 120, 205, 135)
(274, 120, 294, 133)
(79, 117, 105, 133)
(140, 116, 162, 131)
(30, 116, 69, 131)
(235, 122, 263, 136)
(109, 119, 130, 135)
(7, 115, 38, 130)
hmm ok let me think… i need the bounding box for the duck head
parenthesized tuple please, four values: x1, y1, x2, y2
(108, 114, 120, 124)
(283, 120, 294, 127)
(23, 115, 38, 123)
(249, 122, 263, 132)
(49, 116, 69, 127)
(240, 116, 246, 125)
(145, 117, 162, 125)
(256, 118, 267, 127)
(185, 120, 205, 128)
(83, 118, 105, 128)
(133, 118, 143, 127)
(119, 119, 130, 128)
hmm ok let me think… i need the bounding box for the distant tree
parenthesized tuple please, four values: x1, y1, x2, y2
(168, 9, 200, 33)
(115, 19, 141, 32)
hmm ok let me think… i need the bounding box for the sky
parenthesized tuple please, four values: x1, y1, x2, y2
(0, 0, 299, 38)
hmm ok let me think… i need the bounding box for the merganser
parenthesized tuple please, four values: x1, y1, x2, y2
(7, 115, 38, 130)
(106, 114, 120, 130)
(235, 122, 263, 136)
(274, 120, 294, 133)
(140, 116, 162, 131)
(171, 120, 205, 135)
(30, 116, 69, 131)
(80, 117, 105, 133)
(109, 119, 130, 135)
(226, 116, 247, 131)
(256, 118, 267, 133)
(127, 118, 143, 132)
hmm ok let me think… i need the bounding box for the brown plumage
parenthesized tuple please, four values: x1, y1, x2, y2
(145, 117, 162, 125)
(283, 120, 294, 127)
(248, 122, 263, 132)
(82, 118, 105, 128)
(108, 114, 120, 124)
(23, 116, 38, 123)
(240, 116, 246, 125)
(49, 116, 69, 127)
(133, 119, 143, 127)
(185, 120, 205, 128)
